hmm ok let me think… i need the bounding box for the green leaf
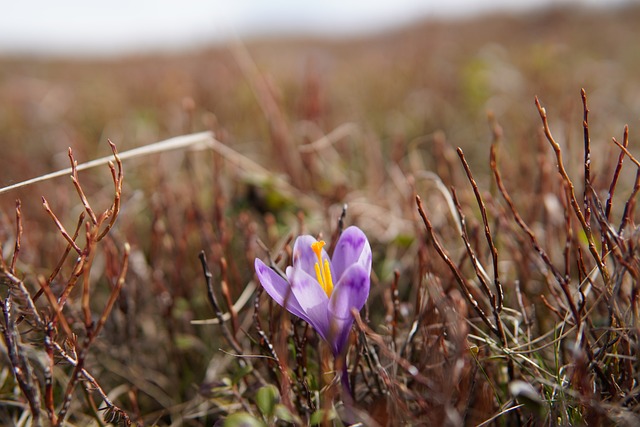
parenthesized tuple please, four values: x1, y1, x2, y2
(256, 385, 279, 418)
(393, 233, 415, 248)
(310, 409, 336, 425)
(274, 404, 299, 423)
(173, 333, 199, 351)
(223, 412, 265, 427)
(230, 363, 253, 385)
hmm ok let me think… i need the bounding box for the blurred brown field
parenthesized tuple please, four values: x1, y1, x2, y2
(2, 4, 640, 426)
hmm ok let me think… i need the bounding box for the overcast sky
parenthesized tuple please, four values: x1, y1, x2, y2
(0, 0, 631, 57)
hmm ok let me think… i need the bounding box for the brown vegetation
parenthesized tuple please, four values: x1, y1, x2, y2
(2, 4, 640, 426)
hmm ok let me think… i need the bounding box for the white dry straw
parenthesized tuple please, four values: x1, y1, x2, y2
(0, 130, 318, 211)
(0, 131, 293, 194)
(0, 131, 214, 195)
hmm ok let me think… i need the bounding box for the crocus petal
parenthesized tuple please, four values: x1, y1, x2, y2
(331, 226, 372, 282)
(288, 265, 331, 341)
(254, 259, 309, 322)
(291, 235, 331, 278)
(327, 263, 370, 354)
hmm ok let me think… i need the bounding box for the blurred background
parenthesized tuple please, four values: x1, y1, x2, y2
(0, 0, 630, 57)
(2, 1, 640, 424)
(2, 0, 640, 270)
(2, 0, 640, 267)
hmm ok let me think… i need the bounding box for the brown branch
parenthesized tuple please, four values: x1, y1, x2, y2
(492, 133, 618, 396)
(450, 189, 494, 301)
(391, 269, 400, 354)
(2, 270, 43, 328)
(491, 145, 564, 291)
(82, 221, 99, 329)
(44, 322, 57, 425)
(456, 148, 504, 310)
(37, 276, 74, 340)
(10, 199, 22, 274)
(68, 148, 98, 224)
(219, 257, 239, 337)
(581, 88, 592, 226)
(415, 195, 498, 335)
(352, 309, 434, 388)
(535, 96, 610, 286)
(97, 140, 123, 241)
(451, 151, 514, 381)
(611, 133, 640, 167)
(53, 341, 133, 426)
(56, 250, 88, 310)
(562, 186, 572, 284)
(605, 127, 628, 221)
(539, 294, 569, 322)
(618, 165, 640, 236)
(199, 251, 246, 358)
(1, 296, 42, 426)
(93, 243, 129, 338)
(491, 144, 582, 327)
(28, 212, 86, 309)
(55, 241, 133, 426)
(328, 204, 348, 256)
(253, 287, 285, 385)
(57, 220, 119, 425)
(42, 197, 82, 255)
(49, 213, 87, 300)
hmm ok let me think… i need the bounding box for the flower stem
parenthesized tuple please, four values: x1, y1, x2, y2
(340, 362, 353, 398)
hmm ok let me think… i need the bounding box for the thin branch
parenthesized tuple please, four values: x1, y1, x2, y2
(199, 251, 246, 358)
(352, 309, 434, 388)
(29, 211, 86, 306)
(97, 140, 124, 241)
(535, 96, 610, 285)
(219, 257, 239, 337)
(2, 270, 44, 328)
(491, 144, 581, 325)
(69, 148, 98, 225)
(605, 127, 628, 220)
(93, 243, 129, 338)
(581, 88, 592, 226)
(81, 221, 99, 329)
(1, 296, 42, 426)
(10, 199, 22, 274)
(619, 168, 640, 235)
(611, 134, 640, 167)
(415, 195, 498, 335)
(37, 276, 74, 342)
(53, 341, 133, 426)
(456, 147, 504, 310)
(450, 188, 494, 301)
(42, 197, 82, 255)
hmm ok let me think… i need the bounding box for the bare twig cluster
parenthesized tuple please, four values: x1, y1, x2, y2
(0, 142, 133, 426)
(413, 90, 640, 425)
(192, 89, 640, 426)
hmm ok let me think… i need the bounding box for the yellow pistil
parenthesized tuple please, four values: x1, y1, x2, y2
(311, 240, 334, 297)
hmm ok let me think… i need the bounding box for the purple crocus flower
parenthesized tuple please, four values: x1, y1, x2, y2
(254, 226, 371, 357)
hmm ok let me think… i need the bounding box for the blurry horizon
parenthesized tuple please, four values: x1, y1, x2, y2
(1, 0, 632, 57)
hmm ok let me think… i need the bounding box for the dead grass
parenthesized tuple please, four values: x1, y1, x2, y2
(2, 4, 640, 426)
